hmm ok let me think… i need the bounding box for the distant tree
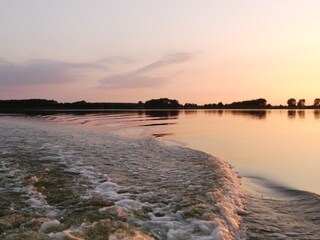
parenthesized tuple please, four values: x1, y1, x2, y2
(227, 98, 267, 108)
(70, 100, 87, 109)
(297, 99, 306, 107)
(314, 98, 320, 107)
(184, 103, 198, 109)
(145, 98, 181, 109)
(73, 100, 87, 105)
(287, 98, 296, 107)
(0, 99, 59, 109)
(137, 101, 144, 108)
(258, 98, 267, 107)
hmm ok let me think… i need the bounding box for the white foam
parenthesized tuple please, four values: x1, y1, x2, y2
(0, 116, 246, 239)
(39, 219, 60, 233)
(98, 191, 124, 201)
(24, 185, 59, 217)
(49, 230, 82, 240)
(95, 181, 119, 191)
(115, 199, 143, 209)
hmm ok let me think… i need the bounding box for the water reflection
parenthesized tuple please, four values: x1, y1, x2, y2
(229, 110, 267, 119)
(203, 110, 224, 116)
(286, 110, 315, 119)
(297, 110, 305, 119)
(144, 110, 179, 119)
(314, 110, 320, 119)
(143, 122, 176, 127)
(203, 110, 264, 119)
(5, 109, 320, 121)
(288, 110, 296, 119)
(162, 110, 320, 194)
(199, 110, 267, 119)
(184, 110, 198, 115)
(3, 109, 320, 194)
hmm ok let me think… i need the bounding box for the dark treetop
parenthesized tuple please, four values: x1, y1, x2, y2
(0, 97, 319, 112)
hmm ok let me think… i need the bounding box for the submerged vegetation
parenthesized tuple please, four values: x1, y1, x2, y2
(1, 97, 320, 111)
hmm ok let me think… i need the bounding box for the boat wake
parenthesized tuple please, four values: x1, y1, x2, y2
(0, 117, 246, 240)
(243, 176, 320, 239)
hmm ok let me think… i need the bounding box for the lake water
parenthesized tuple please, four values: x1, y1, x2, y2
(1, 110, 319, 239)
(34, 109, 319, 194)
(159, 110, 320, 195)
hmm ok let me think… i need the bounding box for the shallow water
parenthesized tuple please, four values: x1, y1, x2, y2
(0, 116, 245, 239)
(1, 110, 320, 239)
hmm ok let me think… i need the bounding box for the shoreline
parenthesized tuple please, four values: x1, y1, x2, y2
(1, 107, 320, 113)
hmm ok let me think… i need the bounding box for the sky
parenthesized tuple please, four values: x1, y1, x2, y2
(1, 0, 320, 105)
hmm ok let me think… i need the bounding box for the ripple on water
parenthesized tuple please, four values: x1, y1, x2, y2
(243, 177, 320, 240)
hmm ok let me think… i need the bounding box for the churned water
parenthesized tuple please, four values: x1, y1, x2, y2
(0, 116, 245, 239)
(1, 110, 320, 239)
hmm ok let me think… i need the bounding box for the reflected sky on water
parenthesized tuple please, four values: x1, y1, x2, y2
(8, 109, 320, 194)
(163, 110, 320, 194)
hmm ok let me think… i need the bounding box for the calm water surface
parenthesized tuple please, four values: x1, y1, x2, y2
(162, 110, 320, 195)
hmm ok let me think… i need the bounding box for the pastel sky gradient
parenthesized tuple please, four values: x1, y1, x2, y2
(1, 1, 320, 104)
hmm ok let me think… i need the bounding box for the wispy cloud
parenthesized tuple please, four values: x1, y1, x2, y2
(99, 52, 194, 89)
(0, 58, 104, 86)
(0, 52, 194, 88)
(97, 56, 133, 65)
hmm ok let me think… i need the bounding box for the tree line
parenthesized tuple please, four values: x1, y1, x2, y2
(287, 98, 320, 107)
(1, 97, 320, 111)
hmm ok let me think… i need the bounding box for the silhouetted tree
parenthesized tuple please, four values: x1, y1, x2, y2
(137, 101, 144, 108)
(145, 98, 181, 109)
(228, 98, 267, 108)
(184, 103, 198, 109)
(71, 100, 87, 108)
(218, 102, 224, 107)
(314, 98, 320, 107)
(0, 99, 58, 109)
(297, 99, 306, 107)
(203, 103, 217, 109)
(0, 99, 142, 110)
(287, 98, 296, 107)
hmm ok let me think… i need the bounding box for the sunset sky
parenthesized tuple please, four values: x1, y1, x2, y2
(1, 1, 320, 105)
